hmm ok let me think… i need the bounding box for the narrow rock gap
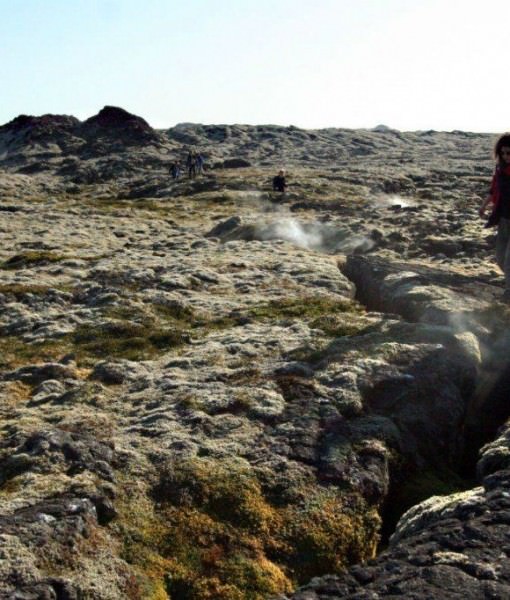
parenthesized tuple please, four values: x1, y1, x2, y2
(338, 257, 510, 549)
(462, 358, 510, 474)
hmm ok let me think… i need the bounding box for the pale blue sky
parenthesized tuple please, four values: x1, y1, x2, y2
(1, 0, 508, 131)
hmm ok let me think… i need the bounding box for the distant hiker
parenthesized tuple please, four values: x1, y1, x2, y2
(479, 133, 510, 302)
(170, 162, 180, 179)
(186, 151, 196, 178)
(196, 152, 204, 175)
(272, 169, 287, 193)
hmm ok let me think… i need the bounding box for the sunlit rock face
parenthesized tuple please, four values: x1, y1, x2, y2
(0, 108, 509, 599)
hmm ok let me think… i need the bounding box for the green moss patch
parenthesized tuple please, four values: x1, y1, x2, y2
(246, 297, 362, 322)
(104, 481, 175, 600)
(278, 489, 380, 583)
(123, 458, 381, 599)
(72, 320, 189, 362)
(149, 297, 361, 342)
(0, 336, 68, 370)
(310, 312, 373, 338)
(0, 284, 51, 298)
(0, 295, 365, 370)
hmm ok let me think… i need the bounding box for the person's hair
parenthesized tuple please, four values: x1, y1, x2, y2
(494, 133, 510, 161)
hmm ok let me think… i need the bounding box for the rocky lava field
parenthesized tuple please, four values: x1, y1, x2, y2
(1, 107, 510, 599)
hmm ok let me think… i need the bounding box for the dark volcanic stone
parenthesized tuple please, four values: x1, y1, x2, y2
(0, 205, 23, 212)
(80, 105, 161, 146)
(0, 429, 116, 486)
(0, 113, 82, 159)
(0, 114, 80, 142)
(0, 107, 162, 171)
(90, 361, 130, 384)
(17, 161, 53, 174)
(3, 362, 77, 385)
(222, 158, 252, 168)
(9, 579, 80, 600)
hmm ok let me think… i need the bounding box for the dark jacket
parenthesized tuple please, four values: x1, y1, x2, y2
(272, 175, 286, 192)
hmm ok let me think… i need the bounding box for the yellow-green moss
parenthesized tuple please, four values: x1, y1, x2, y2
(155, 459, 275, 534)
(310, 313, 374, 338)
(246, 297, 362, 322)
(0, 336, 69, 370)
(0, 283, 51, 298)
(139, 458, 380, 599)
(0, 291, 365, 370)
(72, 320, 188, 362)
(279, 489, 380, 583)
(114, 483, 175, 600)
(159, 508, 291, 600)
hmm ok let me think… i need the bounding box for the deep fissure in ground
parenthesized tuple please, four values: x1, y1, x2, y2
(343, 270, 510, 548)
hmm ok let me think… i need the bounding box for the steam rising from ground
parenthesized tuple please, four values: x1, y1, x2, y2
(374, 194, 417, 208)
(257, 219, 322, 249)
(211, 193, 376, 253)
(254, 196, 374, 252)
(255, 217, 374, 253)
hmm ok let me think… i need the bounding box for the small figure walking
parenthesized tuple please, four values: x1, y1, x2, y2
(170, 162, 180, 180)
(479, 133, 510, 302)
(272, 169, 286, 193)
(186, 150, 196, 179)
(196, 152, 204, 175)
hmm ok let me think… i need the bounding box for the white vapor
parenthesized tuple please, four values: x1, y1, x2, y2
(254, 217, 374, 254)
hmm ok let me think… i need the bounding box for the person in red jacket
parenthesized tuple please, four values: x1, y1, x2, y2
(480, 133, 510, 301)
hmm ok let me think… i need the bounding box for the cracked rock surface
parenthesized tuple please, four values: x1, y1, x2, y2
(1, 107, 510, 599)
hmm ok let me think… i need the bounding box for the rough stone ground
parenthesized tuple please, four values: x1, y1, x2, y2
(1, 110, 510, 599)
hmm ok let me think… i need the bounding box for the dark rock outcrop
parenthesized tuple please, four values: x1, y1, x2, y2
(0, 428, 120, 596)
(222, 157, 252, 168)
(80, 105, 161, 146)
(0, 428, 117, 486)
(0, 113, 80, 145)
(0, 106, 163, 180)
(343, 254, 492, 330)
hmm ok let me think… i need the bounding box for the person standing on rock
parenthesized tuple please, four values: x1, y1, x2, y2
(479, 133, 510, 301)
(272, 169, 287, 193)
(170, 162, 180, 179)
(186, 150, 196, 178)
(196, 152, 204, 175)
